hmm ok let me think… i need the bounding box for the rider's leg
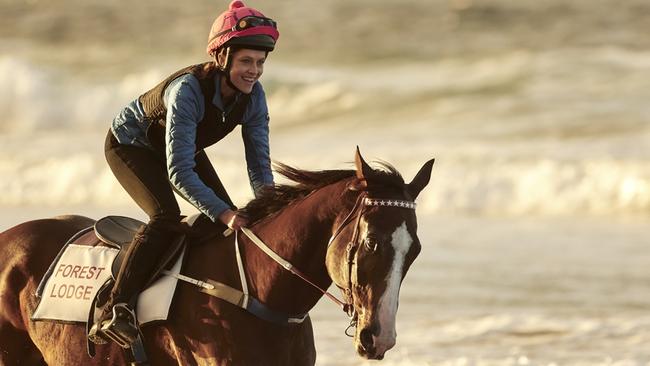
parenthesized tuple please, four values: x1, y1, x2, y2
(91, 131, 182, 341)
(104, 217, 177, 312)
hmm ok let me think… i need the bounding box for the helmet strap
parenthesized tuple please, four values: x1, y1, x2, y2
(216, 46, 231, 71)
(215, 47, 245, 95)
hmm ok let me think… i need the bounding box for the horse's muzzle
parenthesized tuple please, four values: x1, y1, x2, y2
(356, 344, 385, 360)
(356, 327, 388, 360)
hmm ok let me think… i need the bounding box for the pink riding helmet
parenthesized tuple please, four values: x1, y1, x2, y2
(206, 0, 280, 56)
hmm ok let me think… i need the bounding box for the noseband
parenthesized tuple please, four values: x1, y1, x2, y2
(327, 192, 417, 333)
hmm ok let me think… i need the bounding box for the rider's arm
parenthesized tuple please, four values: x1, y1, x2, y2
(241, 83, 274, 198)
(164, 75, 231, 223)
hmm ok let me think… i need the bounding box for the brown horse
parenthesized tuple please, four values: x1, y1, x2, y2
(0, 149, 433, 365)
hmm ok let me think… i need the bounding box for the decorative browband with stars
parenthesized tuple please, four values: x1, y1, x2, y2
(363, 198, 417, 209)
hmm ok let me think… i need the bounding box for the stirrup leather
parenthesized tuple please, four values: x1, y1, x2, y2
(96, 303, 140, 349)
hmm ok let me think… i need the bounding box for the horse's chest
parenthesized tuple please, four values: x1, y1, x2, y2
(175, 311, 315, 366)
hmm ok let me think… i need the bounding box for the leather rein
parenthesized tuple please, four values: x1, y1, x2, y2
(168, 191, 417, 329)
(240, 191, 417, 320)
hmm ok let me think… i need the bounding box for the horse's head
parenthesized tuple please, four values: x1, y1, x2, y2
(326, 148, 434, 360)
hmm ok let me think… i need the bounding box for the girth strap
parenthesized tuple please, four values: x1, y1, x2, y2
(163, 233, 308, 326)
(199, 278, 308, 325)
(168, 272, 308, 326)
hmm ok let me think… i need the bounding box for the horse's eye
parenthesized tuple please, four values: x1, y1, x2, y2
(364, 238, 379, 252)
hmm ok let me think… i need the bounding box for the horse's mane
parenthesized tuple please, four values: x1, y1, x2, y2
(241, 161, 404, 225)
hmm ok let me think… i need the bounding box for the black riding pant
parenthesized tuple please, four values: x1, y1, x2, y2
(103, 130, 233, 304)
(104, 130, 234, 228)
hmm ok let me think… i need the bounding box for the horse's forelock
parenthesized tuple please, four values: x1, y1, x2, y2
(369, 161, 404, 190)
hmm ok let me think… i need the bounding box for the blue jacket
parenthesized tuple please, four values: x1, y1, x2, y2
(111, 72, 273, 222)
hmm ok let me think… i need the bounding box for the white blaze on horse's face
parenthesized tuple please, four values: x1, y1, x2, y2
(353, 213, 419, 360)
(374, 222, 412, 353)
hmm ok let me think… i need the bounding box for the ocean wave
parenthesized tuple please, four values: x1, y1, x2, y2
(1, 52, 649, 217)
(424, 157, 650, 217)
(0, 56, 376, 132)
(0, 56, 165, 134)
(0, 146, 648, 218)
(314, 312, 650, 365)
(3, 47, 650, 136)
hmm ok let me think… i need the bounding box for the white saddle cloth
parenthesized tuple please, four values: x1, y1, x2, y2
(32, 243, 183, 325)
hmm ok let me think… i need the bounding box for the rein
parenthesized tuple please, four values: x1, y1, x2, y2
(238, 228, 350, 311)
(168, 191, 417, 329)
(238, 191, 417, 322)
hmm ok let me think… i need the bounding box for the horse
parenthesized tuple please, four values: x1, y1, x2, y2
(0, 148, 434, 365)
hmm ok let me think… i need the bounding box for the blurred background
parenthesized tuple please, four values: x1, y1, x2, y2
(1, 0, 649, 364)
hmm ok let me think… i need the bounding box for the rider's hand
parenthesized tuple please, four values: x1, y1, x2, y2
(218, 209, 249, 231)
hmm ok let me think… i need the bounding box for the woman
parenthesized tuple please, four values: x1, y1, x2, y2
(89, 0, 279, 344)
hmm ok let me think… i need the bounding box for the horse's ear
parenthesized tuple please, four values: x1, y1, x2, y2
(354, 146, 374, 181)
(407, 158, 435, 200)
(349, 147, 372, 191)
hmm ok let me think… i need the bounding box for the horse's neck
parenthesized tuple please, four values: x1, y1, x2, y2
(245, 179, 354, 314)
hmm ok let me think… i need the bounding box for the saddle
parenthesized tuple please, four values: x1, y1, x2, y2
(92, 214, 222, 282)
(86, 214, 224, 358)
(94, 216, 182, 282)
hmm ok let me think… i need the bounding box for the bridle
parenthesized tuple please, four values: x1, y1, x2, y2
(240, 190, 417, 321)
(169, 190, 416, 332)
(325, 191, 417, 335)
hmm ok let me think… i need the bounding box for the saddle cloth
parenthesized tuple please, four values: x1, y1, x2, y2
(32, 228, 185, 325)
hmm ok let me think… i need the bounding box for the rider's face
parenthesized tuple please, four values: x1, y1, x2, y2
(227, 49, 266, 94)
